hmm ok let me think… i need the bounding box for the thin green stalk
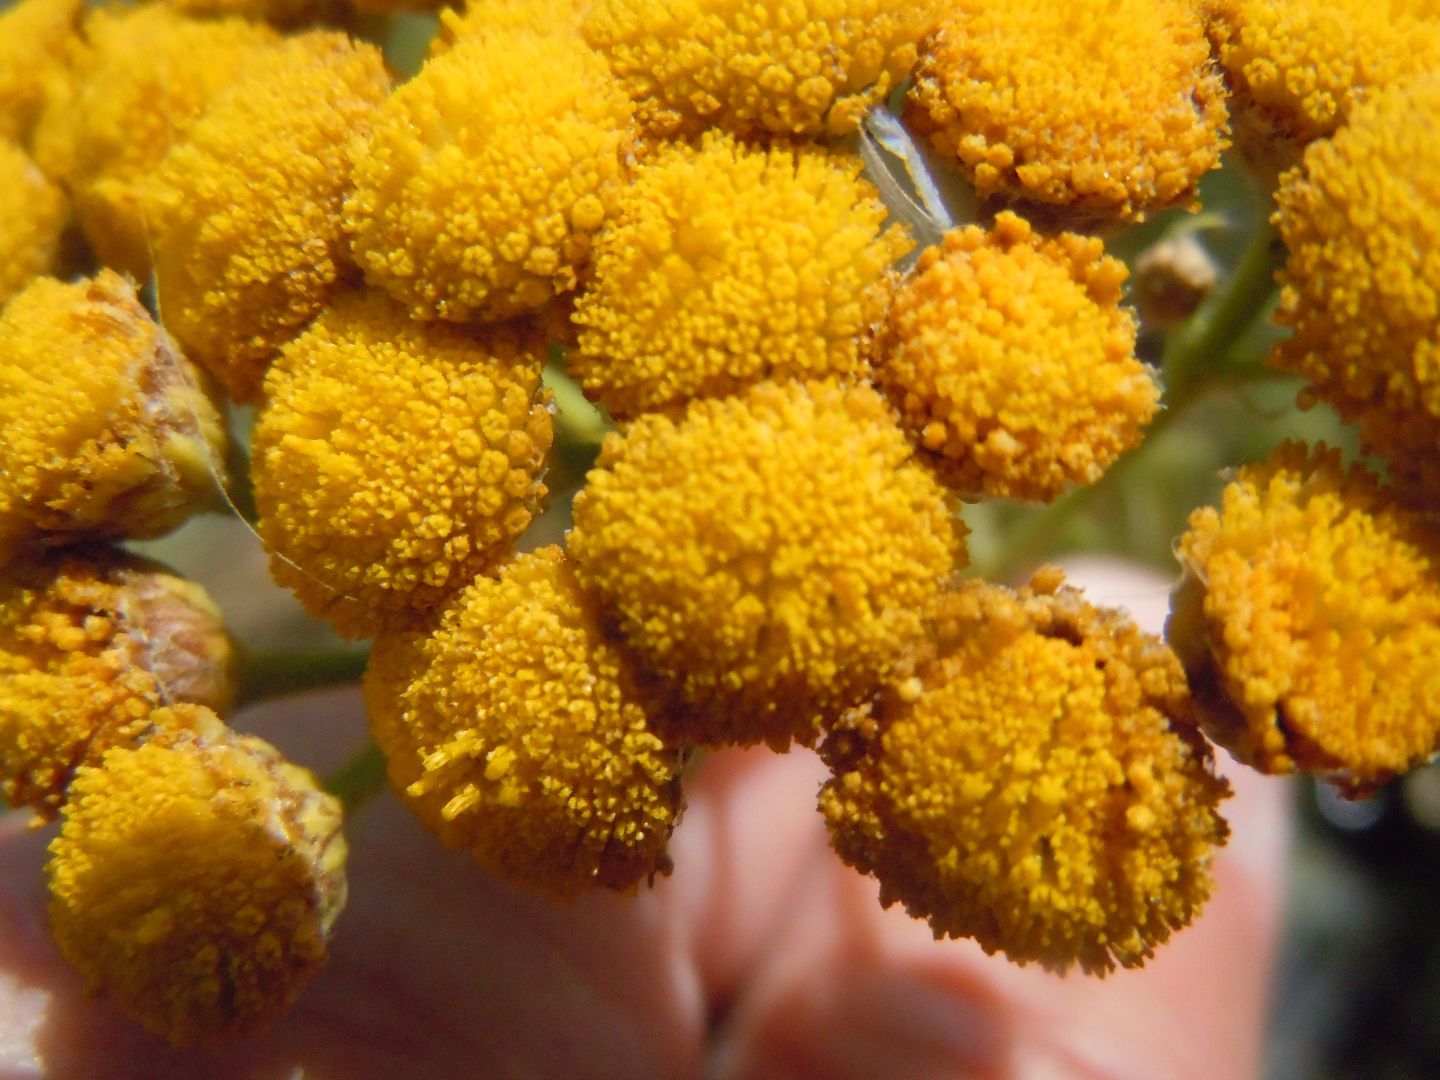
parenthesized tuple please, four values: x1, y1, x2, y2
(235, 647, 370, 707)
(324, 742, 388, 816)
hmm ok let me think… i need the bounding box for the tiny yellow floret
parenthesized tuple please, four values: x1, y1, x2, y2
(570, 132, 911, 419)
(1269, 74, 1440, 502)
(47, 706, 347, 1046)
(0, 140, 66, 307)
(583, 0, 939, 138)
(0, 550, 235, 816)
(1170, 442, 1440, 795)
(364, 546, 684, 897)
(0, 272, 226, 558)
(820, 572, 1230, 975)
(570, 379, 966, 749)
(144, 31, 390, 402)
(875, 212, 1154, 502)
(252, 289, 553, 639)
(36, 5, 278, 278)
(907, 0, 1228, 222)
(345, 29, 633, 324)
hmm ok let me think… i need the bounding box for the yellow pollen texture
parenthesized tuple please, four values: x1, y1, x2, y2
(821, 571, 1230, 975)
(0, 139, 66, 307)
(875, 212, 1155, 502)
(1171, 442, 1440, 795)
(363, 546, 684, 898)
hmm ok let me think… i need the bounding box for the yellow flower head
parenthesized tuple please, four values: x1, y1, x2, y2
(1207, 0, 1440, 166)
(252, 289, 553, 639)
(0, 549, 235, 816)
(0, 272, 226, 558)
(876, 212, 1154, 502)
(434, 0, 587, 52)
(1171, 442, 1440, 795)
(569, 132, 911, 420)
(364, 546, 684, 897)
(820, 569, 1230, 975)
(345, 29, 632, 324)
(1269, 74, 1440, 502)
(907, 0, 1228, 223)
(0, 0, 81, 145)
(35, 5, 278, 278)
(144, 31, 390, 402)
(582, 0, 939, 138)
(569, 379, 966, 749)
(0, 140, 66, 307)
(47, 706, 347, 1046)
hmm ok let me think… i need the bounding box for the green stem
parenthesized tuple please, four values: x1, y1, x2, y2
(324, 742, 388, 816)
(235, 647, 370, 707)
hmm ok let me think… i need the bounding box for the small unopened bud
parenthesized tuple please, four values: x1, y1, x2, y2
(1132, 233, 1218, 330)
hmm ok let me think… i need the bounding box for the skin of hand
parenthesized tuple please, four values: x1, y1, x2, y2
(0, 558, 1289, 1079)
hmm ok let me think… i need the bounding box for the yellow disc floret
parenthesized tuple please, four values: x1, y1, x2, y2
(1170, 442, 1440, 795)
(1208, 0, 1440, 165)
(876, 212, 1153, 502)
(569, 133, 912, 419)
(907, 0, 1228, 222)
(0, 140, 66, 307)
(583, 0, 939, 139)
(1269, 74, 1440, 502)
(38, 6, 278, 278)
(569, 379, 966, 749)
(145, 31, 390, 402)
(0, 0, 81, 145)
(47, 706, 347, 1046)
(345, 29, 632, 324)
(0, 272, 226, 558)
(820, 569, 1230, 975)
(251, 289, 553, 639)
(363, 546, 683, 898)
(0, 550, 235, 816)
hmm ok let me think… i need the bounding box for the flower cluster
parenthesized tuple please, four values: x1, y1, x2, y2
(3, 0, 1440, 1048)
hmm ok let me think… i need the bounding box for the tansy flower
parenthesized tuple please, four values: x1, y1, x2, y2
(820, 569, 1230, 975)
(0, 0, 81, 145)
(0, 139, 66, 306)
(0, 549, 235, 816)
(345, 28, 632, 324)
(569, 132, 911, 420)
(1206, 0, 1440, 170)
(907, 0, 1228, 223)
(582, 0, 940, 139)
(874, 212, 1154, 502)
(0, 272, 226, 559)
(251, 289, 553, 639)
(144, 31, 390, 402)
(46, 706, 347, 1046)
(363, 546, 684, 898)
(35, 6, 278, 278)
(1170, 442, 1440, 796)
(569, 379, 966, 750)
(1269, 74, 1440, 503)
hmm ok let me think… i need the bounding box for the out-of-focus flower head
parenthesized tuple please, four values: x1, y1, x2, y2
(1269, 73, 1440, 502)
(569, 378, 966, 750)
(364, 546, 684, 897)
(0, 139, 66, 306)
(0, 272, 226, 558)
(0, 0, 81, 145)
(907, 0, 1228, 223)
(570, 131, 910, 420)
(582, 0, 940, 139)
(345, 27, 632, 324)
(1170, 442, 1440, 796)
(0, 549, 235, 816)
(252, 289, 553, 639)
(46, 705, 347, 1046)
(33, 5, 278, 278)
(1206, 0, 1440, 172)
(433, 0, 587, 52)
(874, 211, 1154, 502)
(821, 568, 1230, 975)
(144, 31, 390, 402)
